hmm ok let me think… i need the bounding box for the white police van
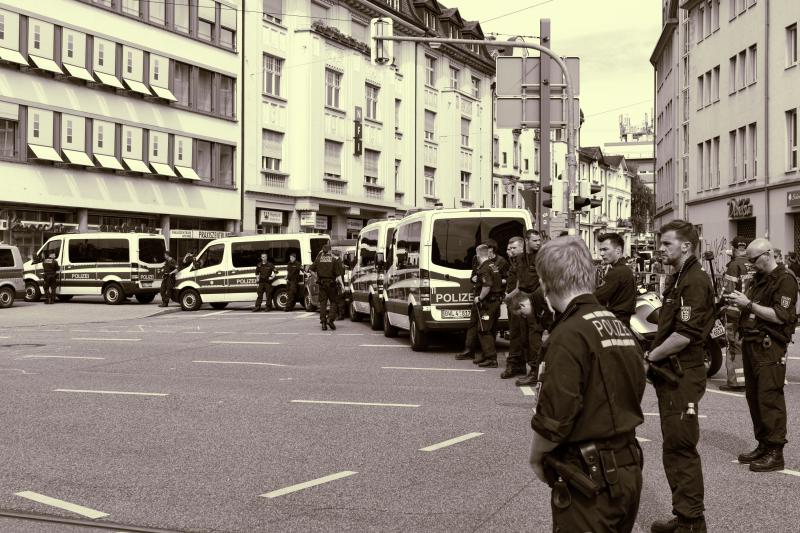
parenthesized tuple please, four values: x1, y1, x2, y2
(0, 244, 25, 308)
(382, 208, 533, 351)
(173, 233, 329, 311)
(349, 219, 398, 329)
(23, 232, 167, 304)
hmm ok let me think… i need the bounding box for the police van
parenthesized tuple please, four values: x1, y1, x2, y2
(349, 219, 398, 329)
(173, 233, 329, 311)
(0, 244, 25, 308)
(23, 233, 167, 304)
(382, 208, 533, 351)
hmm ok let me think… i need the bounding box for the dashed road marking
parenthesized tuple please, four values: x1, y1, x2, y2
(420, 432, 483, 452)
(199, 310, 230, 317)
(15, 491, 108, 519)
(297, 312, 315, 319)
(213, 331, 234, 334)
(780, 469, 800, 477)
(788, 356, 800, 360)
(260, 471, 357, 498)
(520, 386, 536, 396)
(20, 355, 105, 360)
(210, 340, 281, 345)
(193, 360, 288, 367)
(54, 389, 168, 397)
(636, 437, 651, 443)
(339, 333, 365, 336)
(71, 337, 141, 342)
(707, 389, 745, 398)
(359, 344, 405, 348)
(0, 336, 10, 339)
(382, 366, 485, 373)
(291, 399, 419, 408)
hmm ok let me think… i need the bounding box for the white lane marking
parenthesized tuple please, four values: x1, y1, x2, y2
(339, 333, 365, 336)
(53, 389, 168, 397)
(520, 386, 536, 396)
(0, 336, 10, 339)
(788, 356, 800, 360)
(274, 332, 298, 335)
(382, 366, 485, 373)
(210, 340, 281, 345)
(291, 400, 419, 408)
(359, 344, 405, 348)
(643, 412, 707, 418)
(213, 331, 234, 334)
(15, 491, 108, 519)
(199, 310, 230, 317)
(260, 471, 357, 499)
(193, 360, 288, 367)
(38, 329, 63, 332)
(780, 469, 800, 477)
(71, 337, 141, 342)
(420, 432, 483, 452)
(732, 460, 740, 463)
(636, 437, 651, 443)
(20, 355, 105, 360)
(297, 312, 315, 319)
(707, 389, 745, 398)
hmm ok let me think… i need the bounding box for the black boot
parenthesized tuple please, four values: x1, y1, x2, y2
(477, 359, 498, 368)
(738, 443, 768, 464)
(500, 367, 526, 379)
(749, 448, 784, 472)
(651, 516, 707, 533)
(321, 322, 327, 331)
(327, 319, 336, 331)
(455, 350, 474, 360)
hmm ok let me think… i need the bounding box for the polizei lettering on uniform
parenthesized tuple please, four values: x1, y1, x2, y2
(434, 292, 472, 303)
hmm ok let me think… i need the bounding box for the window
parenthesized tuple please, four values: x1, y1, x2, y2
(173, 62, 190, 106)
(737, 50, 746, 89)
(424, 111, 435, 141)
(425, 56, 436, 86)
(325, 69, 341, 109)
(69, 239, 130, 264)
(713, 66, 720, 101)
(788, 24, 798, 67)
(33, 24, 40, 49)
(524, 159, 529, 171)
(138, 238, 166, 264)
(424, 166, 435, 197)
(66, 34, 74, 58)
(149, 0, 165, 24)
(311, 1, 328, 22)
(730, 129, 738, 181)
(364, 149, 380, 185)
(493, 138, 499, 166)
(97, 125, 104, 148)
(177, 139, 185, 162)
(394, 159, 401, 191)
(697, 75, 704, 109)
(220, 3, 236, 49)
(502, 152, 507, 166)
(125, 129, 132, 153)
(534, 145, 539, 173)
(0, 13, 4, 41)
(431, 217, 525, 270)
(749, 123, 757, 179)
(196, 244, 224, 269)
(712, 0, 720, 30)
(395, 221, 421, 268)
(0, 118, 16, 158)
(696, 5, 704, 43)
(0, 249, 13, 267)
(460, 172, 470, 200)
(263, 54, 283, 96)
(126, 50, 133, 74)
(33, 113, 39, 138)
(219, 75, 235, 118)
(98, 43, 104, 66)
(324, 140, 342, 178)
(729, 55, 736, 93)
(352, 20, 367, 42)
(704, 71, 711, 106)
(197, 69, 213, 112)
(196, 140, 212, 179)
(394, 99, 401, 130)
(471, 77, 480, 98)
(460, 118, 470, 147)
(513, 139, 519, 168)
(365, 84, 379, 120)
(217, 144, 234, 186)
(151, 134, 159, 157)
(262, 129, 283, 171)
(683, 125, 689, 155)
(66, 120, 73, 144)
(263, 0, 282, 24)
(449, 67, 459, 90)
(122, 0, 139, 16)
(747, 44, 757, 85)
(683, 57, 690, 88)
(424, 10, 437, 30)
(787, 109, 798, 170)
(232, 240, 300, 268)
(174, 0, 190, 34)
(198, 0, 216, 42)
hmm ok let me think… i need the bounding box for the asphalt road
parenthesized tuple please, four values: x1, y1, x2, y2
(0, 302, 799, 532)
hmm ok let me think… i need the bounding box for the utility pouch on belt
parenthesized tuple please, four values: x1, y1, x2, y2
(543, 455, 600, 500)
(647, 361, 680, 385)
(668, 355, 684, 377)
(578, 442, 602, 484)
(598, 449, 621, 499)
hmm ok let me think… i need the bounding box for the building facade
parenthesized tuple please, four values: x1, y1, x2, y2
(579, 147, 633, 256)
(0, 0, 242, 259)
(245, 0, 496, 239)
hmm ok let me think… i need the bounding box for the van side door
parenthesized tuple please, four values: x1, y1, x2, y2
(64, 238, 98, 295)
(193, 244, 227, 298)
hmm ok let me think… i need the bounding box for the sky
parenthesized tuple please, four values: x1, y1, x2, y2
(450, 0, 662, 147)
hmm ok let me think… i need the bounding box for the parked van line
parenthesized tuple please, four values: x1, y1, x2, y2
(173, 233, 330, 311)
(381, 208, 534, 351)
(349, 219, 398, 330)
(0, 244, 25, 308)
(23, 233, 167, 305)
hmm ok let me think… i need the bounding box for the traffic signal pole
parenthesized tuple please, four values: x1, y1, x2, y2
(538, 19, 550, 234)
(373, 33, 579, 231)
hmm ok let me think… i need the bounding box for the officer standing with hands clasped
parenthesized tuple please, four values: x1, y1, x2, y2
(42, 251, 60, 305)
(719, 236, 754, 392)
(527, 237, 646, 533)
(253, 253, 276, 312)
(594, 232, 636, 326)
(310, 243, 344, 331)
(472, 244, 504, 368)
(725, 238, 797, 472)
(159, 251, 178, 307)
(646, 220, 715, 533)
(284, 252, 301, 312)
(500, 236, 528, 378)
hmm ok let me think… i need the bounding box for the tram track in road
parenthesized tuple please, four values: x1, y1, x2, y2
(0, 508, 188, 533)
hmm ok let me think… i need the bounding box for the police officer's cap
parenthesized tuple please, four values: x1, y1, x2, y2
(732, 236, 748, 248)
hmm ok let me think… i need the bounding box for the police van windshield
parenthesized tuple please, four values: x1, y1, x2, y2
(310, 238, 328, 262)
(138, 238, 166, 264)
(431, 217, 526, 270)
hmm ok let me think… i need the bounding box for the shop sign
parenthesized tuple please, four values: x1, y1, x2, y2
(170, 229, 231, 240)
(727, 197, 753, 219)
(314, 215, 329, 231)
(169, 230, 194, 239)
(788, 191, 800, 207)
(346, 218, 364, 231)
(300, 212, 317, 227)
(100, 224, 159, 234)
(9, 217, 79, 234)
(259, 209, 283, 225)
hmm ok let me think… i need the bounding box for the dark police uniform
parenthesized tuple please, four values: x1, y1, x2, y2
(516, 251, 547, 374)
(310, 249, 343, 327)
(533, 294, 645, 532)
(254, 259, 276, 311)
(284, 259, 301, 312)
(722, 255, 755, 387)
(740, 264, 797, 458)
(460, 257, 483, 359)
(503, 252, 527, 374)
(476, 258, 504, 364)
(160, 256, 178, 306)
(651, 255, 715, 524)
(594, 257, 636, 325)
(42, 256, 60, 304)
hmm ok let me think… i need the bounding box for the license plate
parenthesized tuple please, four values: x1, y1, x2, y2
(141, 281, 152, 287)
(710, 319, 725, 339)
(442, 309, 471, 319)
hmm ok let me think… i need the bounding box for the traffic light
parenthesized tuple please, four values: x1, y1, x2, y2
(370, 18, 393, 65)
(542, 178, 564, 213)
(572, 182, 603, 211)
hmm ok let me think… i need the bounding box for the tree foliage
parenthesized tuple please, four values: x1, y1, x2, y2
(630, 175, 655, 234)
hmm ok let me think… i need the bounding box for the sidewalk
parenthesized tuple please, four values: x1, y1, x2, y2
(0, 298, 180, 328)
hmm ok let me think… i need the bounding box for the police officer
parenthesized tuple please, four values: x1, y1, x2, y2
(516, 230, 546, 386)
(42, 251, 60, 305)
(310, 243, 344, 330)
(253, 253, 276, 312)
(284, 252, 301, 312)
(332, 249, 347, 320)
(501, 236, 528, 378)
(725, 238, 797, 473)
(646, 220, 715, 533)
(159, 251, 178, 307)
(594, 232, 636, 325)
(719, 236, 754, 392)
(473, 244, 504, 368)
(456, 246, 486, 361)
(527, 237, 645, 533)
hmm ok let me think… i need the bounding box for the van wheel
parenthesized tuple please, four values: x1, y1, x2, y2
(273, 288, 289, 311)
(349, 301, 362, 322)
(210, 302, 228, 310)
(25, 282, 41, 302)
(409, 312, 427, 351)
(181, 289, 202, 311)
(103, 283, 125, 305)
(0, 287, 15, 308)
(303, 292, 317, 312)
(369, 302, 384, 330)
(705, 339, 723, 378)
(135, 293, 156, 304)
(383, 312, 399, 337)
(56, 295, 74, 302)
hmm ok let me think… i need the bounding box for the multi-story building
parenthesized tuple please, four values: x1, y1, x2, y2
(653, 0, 800, 255)
(0, 0, 242, 259)
(244, 0, 496, 239)
(579, 147, 633, 255)
(603, 114, 655, 193)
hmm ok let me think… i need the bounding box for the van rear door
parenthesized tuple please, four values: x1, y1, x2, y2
(137, 237, 166, 289)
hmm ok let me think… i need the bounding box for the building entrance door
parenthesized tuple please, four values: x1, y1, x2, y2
(735, 218, 756, 242)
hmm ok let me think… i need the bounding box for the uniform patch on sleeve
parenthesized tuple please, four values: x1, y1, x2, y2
(781, 296, 791, 308)
(680, 306, 692, 322)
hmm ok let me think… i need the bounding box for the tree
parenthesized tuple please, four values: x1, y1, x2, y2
(630, 174, 655, 234)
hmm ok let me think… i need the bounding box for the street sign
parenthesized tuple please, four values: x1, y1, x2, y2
(496, 56, 580, 97)
(496, 96, 580, 129)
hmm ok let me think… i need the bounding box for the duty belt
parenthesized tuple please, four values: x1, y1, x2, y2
(557, 432, 640, 499)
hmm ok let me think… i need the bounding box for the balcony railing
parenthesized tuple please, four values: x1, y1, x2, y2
(262, 171, 288, 188)
(324, 177, 347, 195)
(363, 183, 384, 200)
